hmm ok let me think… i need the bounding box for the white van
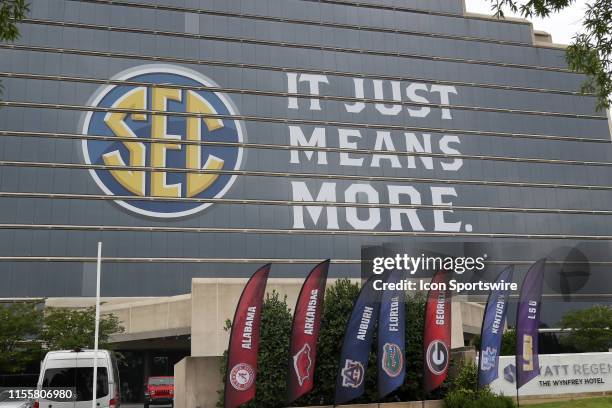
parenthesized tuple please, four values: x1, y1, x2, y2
(36, 349, 121, 408)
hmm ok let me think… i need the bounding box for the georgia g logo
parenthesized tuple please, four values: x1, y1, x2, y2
(426, 340, 449, 376)
(81, 65, 244, 218)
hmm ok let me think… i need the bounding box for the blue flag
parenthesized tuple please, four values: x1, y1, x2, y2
(334, 274, 382, 405)
(478, 266, 514, 388)
(378, 270, 406, 398)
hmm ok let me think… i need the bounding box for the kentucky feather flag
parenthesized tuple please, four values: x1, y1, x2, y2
(224, 264, 270, 408)
(478, 266, 514, 389)
(516, 259, 546, 389)
(423, 269, 452, 394)
(334, 274, 382, 405)
(287, 260, 330, 404)
(377, 269, 406, 398)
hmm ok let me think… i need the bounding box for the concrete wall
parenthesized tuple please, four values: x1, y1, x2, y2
(174, 356, 223, 408)
(189, 278, 483, 357)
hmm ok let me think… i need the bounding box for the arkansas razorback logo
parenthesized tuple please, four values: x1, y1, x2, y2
(293, 343, 313, 386)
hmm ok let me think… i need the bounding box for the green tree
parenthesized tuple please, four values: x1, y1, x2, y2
(0, 302, 43, 373)
(559, 305, 612, 352)
(487, 0, 612, 110)
(0, 1, 29, 97)
(41, 306, 125, 351)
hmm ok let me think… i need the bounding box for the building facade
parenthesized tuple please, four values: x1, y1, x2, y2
(1, 0, 612, 404)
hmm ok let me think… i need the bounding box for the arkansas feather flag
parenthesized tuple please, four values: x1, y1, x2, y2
(478, 266, 514, 389)
(378, 270, 406, 398)
(334, 274, 382, 405)
(516, 259, 546, 389)
(287, 260, 330, 404)
(423, 269, 452, 394)
(224, 264, 270, 408)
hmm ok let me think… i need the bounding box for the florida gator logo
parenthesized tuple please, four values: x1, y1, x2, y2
(293, 343, 313, 386)
(381, 342, 403, 378)
(81, 65, 244, 218)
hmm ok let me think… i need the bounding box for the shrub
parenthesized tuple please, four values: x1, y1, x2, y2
(445, 389, 515, 408)
(217, 279, 443, 406)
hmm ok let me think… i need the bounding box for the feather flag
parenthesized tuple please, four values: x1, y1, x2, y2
(516, 259, 546, 389)
(423, 269, 452, 394)
(478, 266, 514, 388)
(224, 264, 271, 408)
(287, 260, 330, 403)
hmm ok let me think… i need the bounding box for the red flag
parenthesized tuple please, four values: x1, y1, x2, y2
(287, 260, 330, 403)
(423, 269, 452, 393)
(224, 264, 271, 408)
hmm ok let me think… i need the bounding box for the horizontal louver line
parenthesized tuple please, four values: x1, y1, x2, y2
(1, 100, 605, 143)
(0, 43, 588, 96)
(0, 72, 604, 120)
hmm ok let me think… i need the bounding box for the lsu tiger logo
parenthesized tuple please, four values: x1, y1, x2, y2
(81, 65, 244, 218)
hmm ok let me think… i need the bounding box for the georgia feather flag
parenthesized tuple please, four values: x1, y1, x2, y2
(224, 264, 270, 408)
(287, 260, 330, 404)
(516, 259, 546, 389)
(378, 269, 406, 398)
(334, 274, 382, 405)
(478, 266, 514, 389)
(423, 269, 452, 394)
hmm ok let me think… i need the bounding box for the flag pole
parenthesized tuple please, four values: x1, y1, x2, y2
(92, 242, 102, 408)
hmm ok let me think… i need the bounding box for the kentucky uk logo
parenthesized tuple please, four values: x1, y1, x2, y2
(81, 65, 244, 218)
(480, 347, 498, 372)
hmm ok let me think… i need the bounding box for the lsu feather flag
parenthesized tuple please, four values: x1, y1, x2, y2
(334, 274, 382, 405)
(478, 266, 514, 388)
(224, 264, 270, 408)
(423, 269, 452, 394)
(378, 270, 406, 398)
(287, 260, 330, 404)
(516, 259, 546, 389)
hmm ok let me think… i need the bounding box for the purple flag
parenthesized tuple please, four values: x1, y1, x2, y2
(516, 259, 546, 389)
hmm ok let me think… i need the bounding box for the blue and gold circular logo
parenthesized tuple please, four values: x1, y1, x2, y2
(81, 65, 244, 218)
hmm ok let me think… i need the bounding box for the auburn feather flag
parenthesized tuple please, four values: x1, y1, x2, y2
(334, 274, 382, 405)
(478, 266, 514, 389)
(287, 260, 330, 404)
(378, 269, 406, 398)
(224, 264, 271, 408)
(423, 269, 452, 394)
(516, 259, 546, 389)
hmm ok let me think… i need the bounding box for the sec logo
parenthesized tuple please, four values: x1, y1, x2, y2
(81, 65, 244, 218)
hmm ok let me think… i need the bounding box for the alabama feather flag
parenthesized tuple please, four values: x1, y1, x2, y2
(224, 264, 270, 408)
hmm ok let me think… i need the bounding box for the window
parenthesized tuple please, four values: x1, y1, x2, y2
(42, 367, 109, 401)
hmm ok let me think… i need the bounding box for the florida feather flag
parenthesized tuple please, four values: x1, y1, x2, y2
(423, 269, 452, 394)
(287, 260, 330, 404)
(478, 266, 514, 389)
(334, 274, 382, 405)
(224, 264, 271, 408)
(516, 259, 546, 389)
(378, 270, 406, 398)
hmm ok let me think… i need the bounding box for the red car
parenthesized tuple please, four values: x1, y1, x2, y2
(144, 376, 174, 408)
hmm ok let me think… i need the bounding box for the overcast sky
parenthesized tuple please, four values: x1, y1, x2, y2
(464, 0, 587, 45)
